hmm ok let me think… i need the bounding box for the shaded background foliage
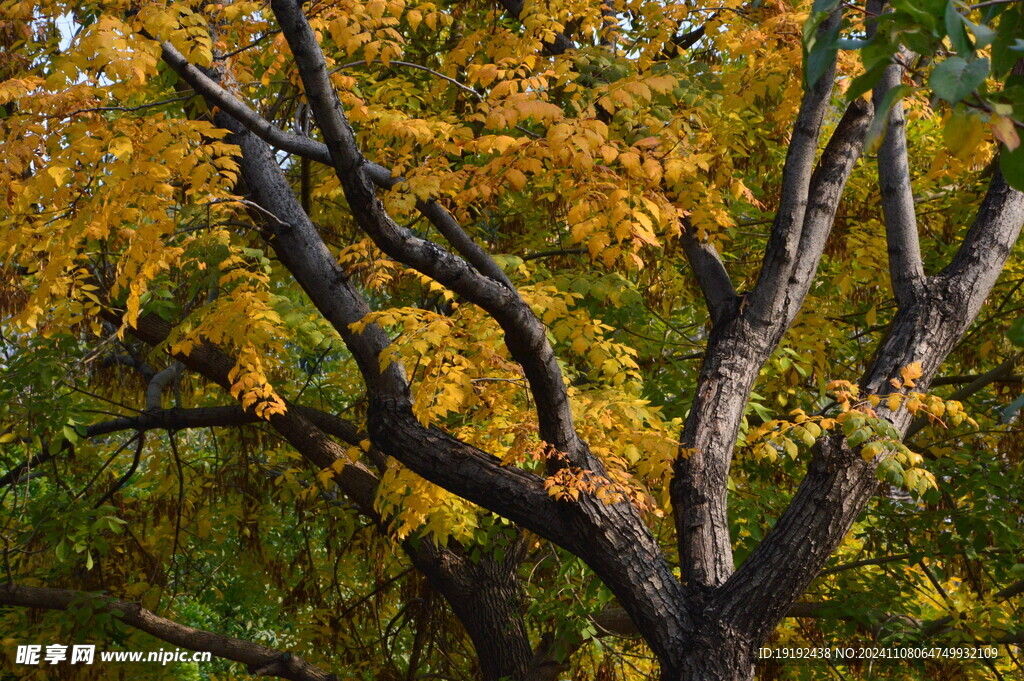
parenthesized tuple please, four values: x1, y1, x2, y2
(0, 0, 1023, 678)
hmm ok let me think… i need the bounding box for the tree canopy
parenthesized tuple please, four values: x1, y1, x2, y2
(1, 0, 1024, 679)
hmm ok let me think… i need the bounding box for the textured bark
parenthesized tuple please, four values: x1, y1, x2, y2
(410, 540, 536, 681)
(103, 63, 562, 676)
(119, 317, 542, 681)
(368, 396, 693, 664)
(672, 320, 771, 588)
(679, 230, 738, 326)
(261, 3, 697, 663)
(874, 58, 926, 306)
(143, 7, 1024, 680)
(673, 98, 873, 589)
(269, 0, 586, 461)
(715, 171, 1024, 651)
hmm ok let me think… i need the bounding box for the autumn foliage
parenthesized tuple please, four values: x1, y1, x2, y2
(1, 0, 1024, 679)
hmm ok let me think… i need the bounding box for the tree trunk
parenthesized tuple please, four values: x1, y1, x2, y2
(663, 639, 756, 681)
(409, 540, 539, 681)
(674, 318, 775, 588)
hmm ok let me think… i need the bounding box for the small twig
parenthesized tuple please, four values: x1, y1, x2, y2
(328, 59, 542, 138)
(167, 432, 185, 591)
(294, 344, 334, 401)
(330, 59, 481, 100)
(521, 248, 586, 261)
(216, 31, 280, 60)
(207, 198, 291, 227)
(73, 433, 141, 501)
(57, 94, 196, 120)
(94, 431, 146, 508)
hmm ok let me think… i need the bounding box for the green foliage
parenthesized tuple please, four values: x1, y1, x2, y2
(1, 0, 1023, 678)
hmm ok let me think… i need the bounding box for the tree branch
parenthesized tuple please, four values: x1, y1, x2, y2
(93, 430, 146, 508)
(145, 362, 183, 410)
(159, 41, 334, 166)
(874, 56, 925, 307)
(116, 316, 551, 681)
(788, 98, 875, 299)
(267, 0, 586, 461)
(745, 10, 842, 320)
(493, 0, 574, 55)
(160, 36, 515, 292)
(221, 24, 694, 657)
(672, 97, 872, 590)
(939, 169, 1024, 314)
(156, 10, 694, 662)
(0, 584, 336, 681)
(680, 229, 738, 325)
(718, 164, 1024, 646)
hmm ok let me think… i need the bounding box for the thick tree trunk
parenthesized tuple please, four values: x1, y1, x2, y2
(669, 657, 754, 681)
(663, 638, 755, 681)
(410, 540, 538, 681)
(153, 10, 1023, 681)
(673, 319, 774, 588)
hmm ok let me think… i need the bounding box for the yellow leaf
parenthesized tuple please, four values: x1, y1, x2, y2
(619, 151, 640, 173)
(861, 441, 884, 461)
(992, 115, 1021, 152)
(506, 168, 527, 190)
(47, 166, 70, 186)
(899, 361, 923, 388)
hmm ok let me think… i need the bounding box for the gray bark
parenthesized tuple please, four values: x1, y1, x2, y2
(141, 7, 1024, 680)
(673, 97, 873, 590)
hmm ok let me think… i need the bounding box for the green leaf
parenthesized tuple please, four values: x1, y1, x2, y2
(842, 415, 864, 437)
(804, 20, 840, 89)
(963, 16, 996, 49)
(1008, 315, 1024, 347)
(848, 428, 871, 448)
(892, 0, 940, 33)
(848, 60, 893, 102)
(930, 57, 989, 103)
(999, 141, 1024, 191)
(944, 1, 972, 56)
(866, 84, 914, 150)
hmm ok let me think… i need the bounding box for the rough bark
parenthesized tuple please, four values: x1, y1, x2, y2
(410, 540, 536, 681)
(673, 97, 873, 589)
(874, 58, 926, 306)
(716, 170, 1024, 652)
(116, 314, 541, 681)
(259, 3, 698, 663)
(141, 7, 1024, 680)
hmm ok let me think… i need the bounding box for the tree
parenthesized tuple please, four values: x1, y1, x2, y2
(1, 0, 1024, 679)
